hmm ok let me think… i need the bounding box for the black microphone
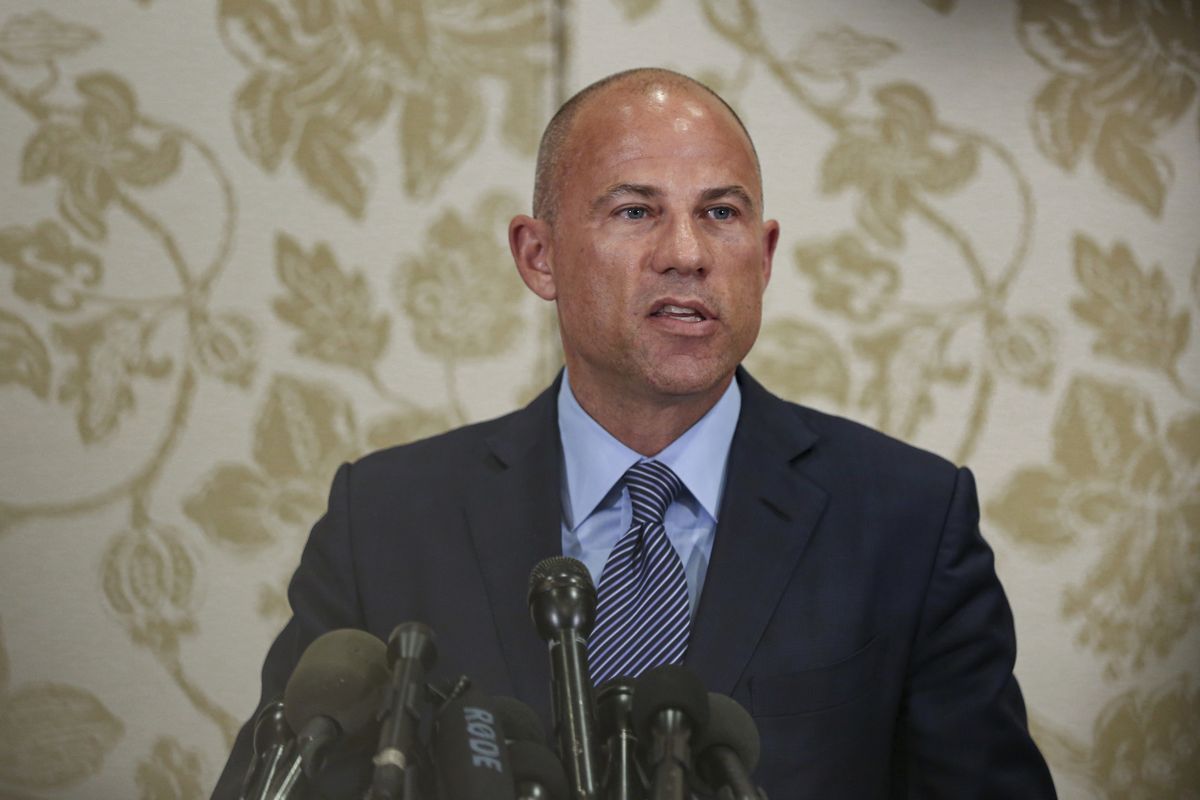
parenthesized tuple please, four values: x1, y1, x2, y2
(510, 740, 570, 800)
(369, 621, 437, 800)
(596, 678, 644, 800)
(431, 688, 518, 800)
(631, 665, 710, 800)
(527, 556, 601, 800)
(240, 700, 292, 800)
(282, 629, 390, 780)
(493, 696, 548, 746)
(693, 694, 763, 800)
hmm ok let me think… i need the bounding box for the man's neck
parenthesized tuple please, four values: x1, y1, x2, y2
(566, 372, 734, 456)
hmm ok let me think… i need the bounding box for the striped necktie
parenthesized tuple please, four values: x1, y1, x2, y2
(588, 459, 690, 685)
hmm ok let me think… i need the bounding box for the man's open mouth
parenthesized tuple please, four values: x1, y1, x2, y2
(651, 303, 710, 322)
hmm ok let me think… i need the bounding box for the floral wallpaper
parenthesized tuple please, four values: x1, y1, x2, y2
(0, 1, 1196, 798)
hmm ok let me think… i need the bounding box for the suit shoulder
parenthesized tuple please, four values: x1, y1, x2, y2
(784, 400, 960, 486)
(350, 407, 522, 481)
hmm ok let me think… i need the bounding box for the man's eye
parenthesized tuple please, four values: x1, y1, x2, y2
(707, 206, 736, 220)
(619, 207, 647, 220)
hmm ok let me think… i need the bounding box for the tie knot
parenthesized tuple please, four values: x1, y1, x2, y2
(624, 460, 683, 525)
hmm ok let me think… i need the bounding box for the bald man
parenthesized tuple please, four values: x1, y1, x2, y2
(213, 69, 1055, 799)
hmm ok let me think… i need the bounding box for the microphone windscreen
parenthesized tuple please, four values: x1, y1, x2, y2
(631, 664, 710, 738)
(283, 628, 389, 746)
(492, 696, 546, 745)
(433, 689, 517, 800)
(509, 740, 569, 800)
(695, 693, 761, 770)
(527, 556, 597, 639)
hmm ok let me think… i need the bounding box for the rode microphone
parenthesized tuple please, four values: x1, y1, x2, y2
(282, 629, 390, 780)
(693, 694, 763, 800)
(528, 556, 601, 800)
(369, 621, 437, 800)
(240, 700, 292, 800)
(596, 678, 644, 800)
(432, 688, 517, 800)
(631, 665, 710, 800)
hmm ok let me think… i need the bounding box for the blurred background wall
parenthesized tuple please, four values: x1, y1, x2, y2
(0, 1, 1196, 797)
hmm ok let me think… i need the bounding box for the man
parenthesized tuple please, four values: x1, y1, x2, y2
(213, 68, 1055, 798)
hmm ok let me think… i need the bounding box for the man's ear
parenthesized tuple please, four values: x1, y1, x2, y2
(509, 215, 556, 301)
(761, 218, 780, 289)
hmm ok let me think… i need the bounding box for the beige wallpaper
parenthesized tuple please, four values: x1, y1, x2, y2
(0, 1, 1196, 798)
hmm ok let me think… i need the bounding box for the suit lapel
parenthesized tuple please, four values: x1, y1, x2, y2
(686, 369, 829, 694)
(463, 378, 564, 710)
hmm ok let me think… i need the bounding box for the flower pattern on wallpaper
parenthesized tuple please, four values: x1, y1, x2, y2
(1019, 0, 1200, 216)
(220, 0, 549, 217)
(988, 375, 1200, 674)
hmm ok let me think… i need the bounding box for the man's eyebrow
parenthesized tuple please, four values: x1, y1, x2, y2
(591, 183, 661, 212)
(699, 185, 757, 214)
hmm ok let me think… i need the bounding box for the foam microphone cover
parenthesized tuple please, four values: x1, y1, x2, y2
(509, 740, 569, 800)
(693, 693, 760, 774)
(492, 696, 547, 745)
(283, 628, 390, 749)
(631, 664, 711, 739)
(433, 689, 518, 800)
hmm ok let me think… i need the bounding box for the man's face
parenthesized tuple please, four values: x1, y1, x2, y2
(536, 84, 779, 408)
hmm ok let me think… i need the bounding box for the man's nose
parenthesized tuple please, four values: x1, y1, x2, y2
(655, 214, 709, 275)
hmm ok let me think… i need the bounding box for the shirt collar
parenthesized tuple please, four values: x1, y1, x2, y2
(557, 370, 741, 531)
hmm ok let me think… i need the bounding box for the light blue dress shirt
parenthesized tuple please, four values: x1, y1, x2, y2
(557, 371, 741, 617)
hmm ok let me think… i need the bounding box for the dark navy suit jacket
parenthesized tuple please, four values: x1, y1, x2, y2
(212, 369, 1055, 798)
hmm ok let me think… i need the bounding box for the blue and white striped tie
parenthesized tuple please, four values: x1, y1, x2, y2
(588, 460, 690, 686)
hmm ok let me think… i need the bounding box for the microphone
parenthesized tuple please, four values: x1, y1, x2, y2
(527, 556, 601, 800)
(431, 688, 517, 800)
(282, 629, 390, 779)
(493, 696, 548, 746)
(493, 697, 566, 800)
(369, 621, 437, 800)
(509, 740, 570, 800)
(596, 678, 644, 800)
(692, 694, 763, 800)
(631, 665, 710, 800)
(240, 700, 292, 800)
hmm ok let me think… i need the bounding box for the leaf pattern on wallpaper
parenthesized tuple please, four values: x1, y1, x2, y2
(1019, 0, 1200, 216)
(820, 82, 978, 248)
(744, 318, 850, 409)
(102, 522, 199, 655)
(20, 72, 182, 241)
(0, 221, 103, 312)
(273, 233, 390, 375)
(134, 737, 204, 800)
(52, 309, 172, 444)
(222, 0, 549, 216)
(0, 682, 123, 791)
(794, 233, 899, 322)
(1071, 233, 1190, 373)
(988, 376, 1200, 675)
(395, 191, 525, 360)
(790, 23, 898, 78)
(0, 309, 51, 400)
(0, 11, 99, 65)
(985, 313, 1057, 391)
(185, 374, 357, 555)
(613, 0, 661, 22)
(855, 320, 970, 440)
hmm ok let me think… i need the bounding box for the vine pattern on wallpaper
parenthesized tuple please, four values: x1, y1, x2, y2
(1018, 0, 1200, 218)
(692, 0, 1044, 468)
(185, 191, 528, 621)
(0, 9, 244, 790)
(218, 0, 549, 218)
